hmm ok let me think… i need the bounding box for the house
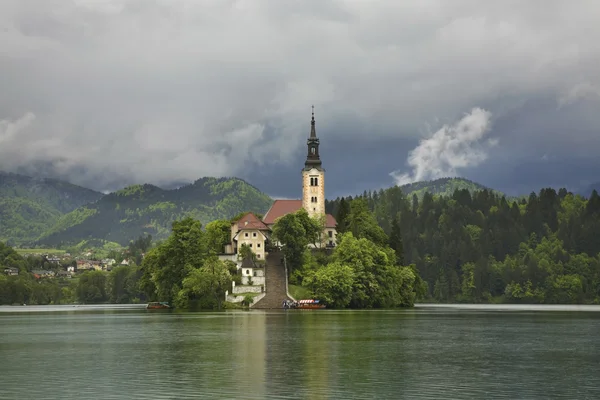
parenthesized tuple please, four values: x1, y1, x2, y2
(224, 212, 271, 261)
(220, 108, 337, 263)
(45, 256, 61, 264)
(56, 270, 72, 279)
(31, 270, 55, 279)
(102, 258, 116, 267)
(76, 260, 100, 271)
(3, 267, 19, 276)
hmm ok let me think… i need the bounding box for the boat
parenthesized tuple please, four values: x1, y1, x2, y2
(146, 301, 171, 310)
(295, 299, 326, 309)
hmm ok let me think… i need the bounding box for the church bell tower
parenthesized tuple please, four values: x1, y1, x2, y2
(302, 106, 326, 218)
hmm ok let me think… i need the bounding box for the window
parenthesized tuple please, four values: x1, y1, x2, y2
(328, 230, 333, 238)
(257, 254, 261, 258)
(244, 233, 248, 237)
(311, 147, 315, 155)
(253, 232, 257, 237)
(249, 243, 253, 248)
(315, 177, 318, 186)
(310, 177, 314, 186)
(246, 270, 250, 275)
(257, 243, 261, 248)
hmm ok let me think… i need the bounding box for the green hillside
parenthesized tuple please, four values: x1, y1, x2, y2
(38, 177, 273, 246)
(0, 171, 104, 245)
(398, 177, 503, 198)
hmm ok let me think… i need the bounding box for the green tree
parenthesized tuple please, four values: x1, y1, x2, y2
(140, 217, 205, 303)
(346, 198, 389, 247)
(336, 197, 350, 234)
(204, 220, 231, 255)
(389, 215, 404, 265)
(176, 258, 232, 310)
(303, 262, 355, 308)
(271, 210, 312, 272)
(77, 270, 108, 304)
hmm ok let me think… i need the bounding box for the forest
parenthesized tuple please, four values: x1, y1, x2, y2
(326, 186, 600, 304)
(3, 183, 600, 306)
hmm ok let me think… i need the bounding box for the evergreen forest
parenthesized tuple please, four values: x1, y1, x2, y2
(326, 186, 600, 304)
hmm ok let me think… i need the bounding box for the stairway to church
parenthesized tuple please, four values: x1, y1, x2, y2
(252, 251, 292, 309)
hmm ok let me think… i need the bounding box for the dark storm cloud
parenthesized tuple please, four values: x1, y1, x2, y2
(1, 0, 600, 196)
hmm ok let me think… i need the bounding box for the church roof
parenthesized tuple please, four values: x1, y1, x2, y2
(325, 214, 337, 228)
(235, 212, 269, 230)
(262, 200, 302, 225)
(261, 199, 337, 228)
(241, 255, 256, 269)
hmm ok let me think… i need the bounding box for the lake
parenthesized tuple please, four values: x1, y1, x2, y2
(1, 304, 599, 399)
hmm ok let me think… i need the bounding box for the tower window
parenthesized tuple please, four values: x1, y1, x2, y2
(311, 147, 315, 155)
(310, 177, 318, 187)
(315, 177, 318, 186)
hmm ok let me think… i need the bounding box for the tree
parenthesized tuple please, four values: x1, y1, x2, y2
(140, 217, 205, 303)
(346, 198, 388, 246)
(303, 262, 354, 308)
(176, 258, 232, 310)
(336, 197, 350, 234)
(77, 270, 108, 304)
(204, 219, 231, 255)
(238, 243, 256, 261)
(271, 209, 315, 272)
(389, 215, 404, 265)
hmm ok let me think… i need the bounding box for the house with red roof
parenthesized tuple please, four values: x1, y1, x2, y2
(220, 108, 337, 262)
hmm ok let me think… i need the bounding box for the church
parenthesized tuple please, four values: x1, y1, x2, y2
(221, 109, 337, 262)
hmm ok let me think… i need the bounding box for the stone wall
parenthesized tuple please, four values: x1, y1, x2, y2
(232, 282, 264, 294)
(226, 292, 266, 305)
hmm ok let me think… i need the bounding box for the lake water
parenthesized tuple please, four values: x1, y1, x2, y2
(1, 304, 600, 399)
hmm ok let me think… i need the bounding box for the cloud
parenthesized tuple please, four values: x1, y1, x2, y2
(390, 108, 495, 185)
(557, 82, 600, 109)
(0, 1, 599, 194)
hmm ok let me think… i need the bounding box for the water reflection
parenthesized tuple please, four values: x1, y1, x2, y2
(1, 306, 600, 399)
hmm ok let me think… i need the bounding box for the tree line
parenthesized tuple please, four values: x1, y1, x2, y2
(326, 187, 600, 304)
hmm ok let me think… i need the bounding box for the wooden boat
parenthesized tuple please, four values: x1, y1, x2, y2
(295, 299, 326, 309)
(146, 301, 171, 310)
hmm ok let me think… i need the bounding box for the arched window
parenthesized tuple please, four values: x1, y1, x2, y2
(310, 177, 314, 186)
(311, 147, 315, 155)
(314, 177, 318, 186)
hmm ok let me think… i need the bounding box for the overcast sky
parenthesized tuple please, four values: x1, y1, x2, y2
(1, 0, 600, 198)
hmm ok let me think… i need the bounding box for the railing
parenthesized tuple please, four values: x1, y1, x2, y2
(283, 254, 296, 301)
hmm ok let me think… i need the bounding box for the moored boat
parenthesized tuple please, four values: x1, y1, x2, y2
(295, 299, 326, 309)
(146, 301, 171, 310)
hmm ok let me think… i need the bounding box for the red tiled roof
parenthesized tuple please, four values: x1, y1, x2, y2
(325, 214, 337, 228)
(262, 200, 303, 225)
(236, 212, 269, 230)
(262, 200, 337, 229)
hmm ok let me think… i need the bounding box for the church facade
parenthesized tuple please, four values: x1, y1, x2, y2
(222, 110, 337, 261)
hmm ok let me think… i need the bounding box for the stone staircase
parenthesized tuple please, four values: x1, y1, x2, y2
(252, 251, 292, 309)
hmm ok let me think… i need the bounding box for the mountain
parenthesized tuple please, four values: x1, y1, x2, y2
(398, 177, 503, 198)
(0, 171, 104, 245)
(38, 177, 273, 246)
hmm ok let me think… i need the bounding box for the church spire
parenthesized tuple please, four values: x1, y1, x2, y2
(310, 105, 316, 138)
(304, 105, 322, 170)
